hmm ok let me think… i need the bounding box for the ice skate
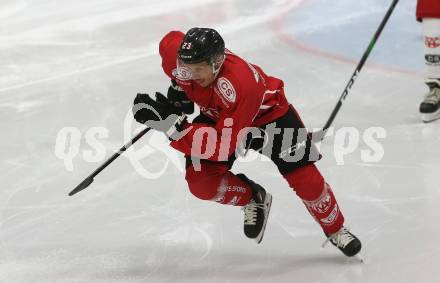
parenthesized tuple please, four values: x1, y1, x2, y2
(238, 174, 272, 244)
(420, 82, 440, 123)
(323, 226, 362, 257)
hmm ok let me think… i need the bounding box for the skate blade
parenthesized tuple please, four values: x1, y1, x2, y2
(255, 193, 273, 244)
(422, 109, 440, 123)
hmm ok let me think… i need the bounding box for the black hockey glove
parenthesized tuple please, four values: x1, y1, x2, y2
(132, 92, 186, 140)
(167, 80, 194, 115)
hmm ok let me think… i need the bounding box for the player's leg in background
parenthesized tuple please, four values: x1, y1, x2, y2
(420, 18, 440, 122)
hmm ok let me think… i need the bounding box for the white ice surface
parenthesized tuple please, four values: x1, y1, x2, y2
(1, 0, 440, 282)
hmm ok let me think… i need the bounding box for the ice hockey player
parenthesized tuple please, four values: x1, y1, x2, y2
(132, 27, 361, 257)
(416, 0, 440, 122)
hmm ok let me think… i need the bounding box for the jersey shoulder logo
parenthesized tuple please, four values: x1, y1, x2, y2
(217, 77, 236, 103)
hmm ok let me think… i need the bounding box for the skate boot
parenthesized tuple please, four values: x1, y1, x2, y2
(323, 226, 362, 257)
(420, 80, 440, 123)
(237, 174, 272, 244)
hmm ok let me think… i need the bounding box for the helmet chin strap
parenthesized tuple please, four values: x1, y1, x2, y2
(211, 54, 225, 79)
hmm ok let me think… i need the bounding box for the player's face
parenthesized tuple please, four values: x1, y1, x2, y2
(184, 61, 216, 87)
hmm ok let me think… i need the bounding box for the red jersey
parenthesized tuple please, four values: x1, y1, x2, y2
(416, 0, 440, 21)
(159, 31, 290, 161)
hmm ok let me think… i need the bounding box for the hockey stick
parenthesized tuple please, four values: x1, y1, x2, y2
(68, 127, 151, 196)
(314, 0, 399, 140)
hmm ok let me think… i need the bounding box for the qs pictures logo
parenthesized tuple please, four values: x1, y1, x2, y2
(54, 107, 185, 179)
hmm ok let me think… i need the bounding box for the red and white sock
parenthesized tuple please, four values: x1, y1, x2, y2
(284, 164, 344, 235)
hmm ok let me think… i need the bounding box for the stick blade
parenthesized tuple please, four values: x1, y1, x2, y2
(69, 177, 94, 196)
